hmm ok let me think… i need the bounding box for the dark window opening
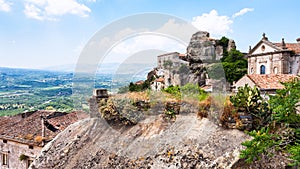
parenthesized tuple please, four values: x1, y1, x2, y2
(260, 65, 266, 74)
(28, 145, 33, 149)
(3, 140, 7, 143)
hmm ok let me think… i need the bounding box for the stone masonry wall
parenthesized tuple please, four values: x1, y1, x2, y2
(0, 138, 41, 169)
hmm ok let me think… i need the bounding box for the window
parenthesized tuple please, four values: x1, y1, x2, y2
(250, 67, 254, 74)
(2, 153, 8, 165)
(260, 65, 266, 74)
(28, 145, 33, 149)
(261, 45, 265, 52)
(273, 67, 278, 74)
(3, 140, 7, 143)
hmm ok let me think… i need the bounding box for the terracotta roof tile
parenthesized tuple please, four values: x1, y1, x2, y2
(155, 77, 165, 83)
(247, 74, 297, 90)
(0, 110, 87, 146)
(274, 43, 300, 54)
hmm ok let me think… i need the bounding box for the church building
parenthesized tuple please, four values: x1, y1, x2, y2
(233, 34, 300, 93)
(247, 33, 300, 75)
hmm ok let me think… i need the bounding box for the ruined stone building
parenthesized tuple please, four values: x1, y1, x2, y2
(156, 52, 189, 88)
(0, 110, 87, 169)
(152, 31, 230, 92)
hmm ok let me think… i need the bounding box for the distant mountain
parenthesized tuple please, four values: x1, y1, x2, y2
(42, 63, 156, 75)
(42, 64, 76, 72)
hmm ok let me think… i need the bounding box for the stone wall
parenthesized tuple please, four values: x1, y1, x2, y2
(0, 138, 41, 169)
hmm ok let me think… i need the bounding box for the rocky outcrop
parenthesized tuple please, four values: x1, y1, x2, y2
(186, 31, 223, 63)
(183, 31, 225, 86)
(30, 114, 251, 169)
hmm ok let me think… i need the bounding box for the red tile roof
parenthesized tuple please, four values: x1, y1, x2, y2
(274, 43, 300, 54)
(155, 77, 165, 83)
(247, 74, 297, 90)
(285, 43, 300, 54)
(135, 80, 144, 85)
(0, 110, 87, 146)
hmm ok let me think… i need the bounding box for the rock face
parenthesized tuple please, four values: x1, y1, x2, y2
(30, 114, 251, 169)
(186, 31, 223, 62)
(182, 31, 225, 86)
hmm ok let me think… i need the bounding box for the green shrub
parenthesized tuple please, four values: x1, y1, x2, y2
(230, 84, 270, 129)
(240, 127, 279, 163)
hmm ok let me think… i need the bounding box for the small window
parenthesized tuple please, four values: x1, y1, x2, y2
(250, 67, 254, 74)
(261, 45, 265, 51)
(260, 65, 266, 74)
(28, 145, 33, 149)
(273, 67, 278, 74)
(2, 153, 8, 165)
(3, 140, 7, 143)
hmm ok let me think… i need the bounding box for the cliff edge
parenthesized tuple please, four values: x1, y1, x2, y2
(30, 113, 250, 169)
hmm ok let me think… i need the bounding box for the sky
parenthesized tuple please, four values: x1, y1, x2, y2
(0, 0, 299, 69)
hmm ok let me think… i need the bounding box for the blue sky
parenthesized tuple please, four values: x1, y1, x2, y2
(0, 0, 299, 69)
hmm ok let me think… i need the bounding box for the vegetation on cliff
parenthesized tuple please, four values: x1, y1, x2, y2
(218, 36, 247, 84)
(230, 78, 300, 166)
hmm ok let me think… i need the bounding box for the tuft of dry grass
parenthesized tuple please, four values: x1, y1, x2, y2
(34, 136, 45, 143)
(220, 97, 237, 127)
(197, 96, 212, 118)
(24, 134, 33, 140)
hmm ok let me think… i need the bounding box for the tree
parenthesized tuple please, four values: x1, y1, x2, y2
(221, 49, 247, 84)
(239, 78, 300, 166)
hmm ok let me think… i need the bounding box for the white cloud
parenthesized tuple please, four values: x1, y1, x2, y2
(24, 0, 91, 21)
(191, 10, 233, 37)
(0, 0, 12, 12)
(103, 34, 186, 63)
(232, 8, 254, 18)
(24, 3, 44, 20)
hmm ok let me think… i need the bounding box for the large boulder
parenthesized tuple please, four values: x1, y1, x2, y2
(30, 114, 251, 169)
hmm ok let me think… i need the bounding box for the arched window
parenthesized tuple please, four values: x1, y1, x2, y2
(260, 65, 266, 74)
(250, 67, 254, 74)
(273, 67, 278, 74)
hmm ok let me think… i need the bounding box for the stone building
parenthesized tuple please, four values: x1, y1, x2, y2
(0, 110, 86, 169)
(233, 74, 297, 94)
(247, 33, 300, 75)
(150, 77, 165, 91)
(156, 52, 189, 88)
(157, 52, 188, 69)
(234, 34, 300, 93)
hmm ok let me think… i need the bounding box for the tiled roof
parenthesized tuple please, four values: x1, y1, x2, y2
(0, 110, 87, 146)
(247, 74, 297, 90)
(285, 43, 300, 54)
(274, 43, 300, 54)
(135, 80, 144, 85)
(155, 77, 165, 83)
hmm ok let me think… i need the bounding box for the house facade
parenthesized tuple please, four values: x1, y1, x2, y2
(234, 34, 300, 93)
(233, 74, 297, 94)
(0, 110, 86, 169)
(247, 33, 300, 75)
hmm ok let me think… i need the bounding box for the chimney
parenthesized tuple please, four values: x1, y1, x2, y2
(282, 38, 287, 49)
(297, 38, 300, 43)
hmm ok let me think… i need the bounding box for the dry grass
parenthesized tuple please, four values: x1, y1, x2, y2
(24, 134, 33, 140)
(220, 98, 237, 127)
(197, 96, 212, 118)
(34, 136, 45, 143)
